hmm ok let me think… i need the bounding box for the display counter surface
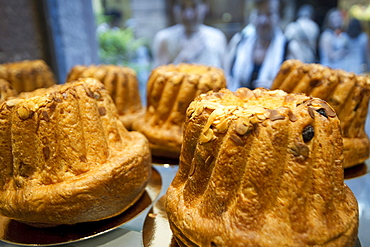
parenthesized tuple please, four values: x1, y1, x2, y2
(1, 161, 369, 247)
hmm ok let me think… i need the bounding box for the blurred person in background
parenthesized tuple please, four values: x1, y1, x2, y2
(318, 8, 349, 70)
(224, 0, 292, 91)
(152, 0, 227, 68)
(284, 4, 320, 63)
(340, 18, 369, 74)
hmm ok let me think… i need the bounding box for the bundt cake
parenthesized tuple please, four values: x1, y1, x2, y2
(271, 59, 370, 168)
(132, 63, 226, 159)
(165, 88, 359, 246)
(66, 64, 143, 130)
(0, 79, 18, 102)
(0, 78, 151, 226)
(0, 60, 56, 93)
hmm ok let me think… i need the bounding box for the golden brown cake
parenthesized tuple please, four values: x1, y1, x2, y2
(0, 79, 18, 102)
(166, 88, 359, 247)
(66, 64, 143, 130)
(0, 60, 56, 93)
(0, 78, 151, 226)
(271, 59, 370, 168)
(132, 63, 226, 159)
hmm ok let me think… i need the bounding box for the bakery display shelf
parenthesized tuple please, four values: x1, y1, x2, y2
(0, 166, 162, 247)
(345, 159, 370, 247)
(142, 195, 176, 247)
(1, 160, 369, 247)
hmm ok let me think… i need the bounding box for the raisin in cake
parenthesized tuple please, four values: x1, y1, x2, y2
(165, 88, 358, 246)
(272, 59, 370, 168)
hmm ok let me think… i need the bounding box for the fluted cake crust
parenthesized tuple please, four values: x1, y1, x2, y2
(0, 60, 56, 93)
(272, 59, 370, 168)
(166, 88, 358, 246)
(0, 78, 151, 226)
(132, 63, 226, 159)
(66, 64, 144, 130)
(0, 79, 18, 102)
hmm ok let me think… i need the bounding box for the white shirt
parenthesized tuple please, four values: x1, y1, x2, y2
(152, 24, 227, 68)
(226, 28, 288, 91)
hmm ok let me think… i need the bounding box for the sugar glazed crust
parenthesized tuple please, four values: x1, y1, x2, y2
(66, 64, 144, 130)
(0, 60, 56, 93)
(0, 78, 151, 226)
(272, 59, 370, 168)
(132, 63, 226, 159)
(166, 88, 359, 246)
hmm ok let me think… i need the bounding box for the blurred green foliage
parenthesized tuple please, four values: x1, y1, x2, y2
(95, 12, 152, 100)
(98, 27, 146, 66)
(96, 12, 149, 68)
